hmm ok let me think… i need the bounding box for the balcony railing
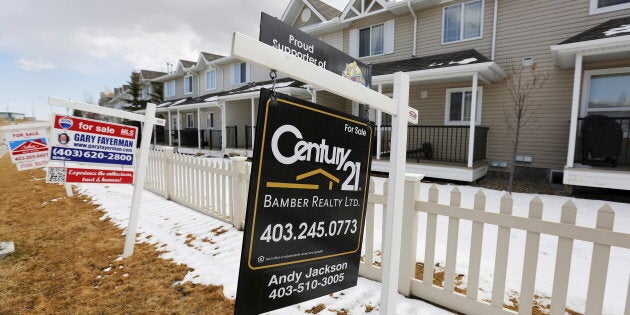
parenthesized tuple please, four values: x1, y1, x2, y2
(574, 116, 630, 167)
(378, 125, 489, 164)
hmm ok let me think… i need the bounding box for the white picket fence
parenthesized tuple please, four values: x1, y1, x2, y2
(143, 147, 630, 314)
(144, 147, 250, 228)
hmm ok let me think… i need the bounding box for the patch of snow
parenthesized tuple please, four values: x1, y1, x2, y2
(172, 99, 187, 106)
(604, 24, 630, 36)
(449, 58, 477, 65)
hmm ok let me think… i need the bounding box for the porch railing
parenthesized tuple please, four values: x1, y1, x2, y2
(378, 125, 489, 164)
(574, 116, 630, 167)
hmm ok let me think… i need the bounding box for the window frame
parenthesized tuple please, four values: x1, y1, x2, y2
(442, 0, 484, 45)
(444, 86, 483, 126)
(205, 69, 217, 91)
(184, 75, 194, 95)
(232, 62, 248, 85)
(589, 0, 630, 15)
(186, 113, 194, 128)
(164, 80, 176, 98)
(358, 23, 385, 58)
(581, 67, 630, 117)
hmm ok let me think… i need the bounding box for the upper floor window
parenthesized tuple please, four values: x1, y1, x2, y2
(349, 20, 395, 58)
(443, 0, 483, 44)
(184, 75, 193, 95)
(164, 80, 176, 98)
(445, 87, 483, 125)
(206, 69, 217, 90)
(590, 0, 630, 14)
(232, 62, 249, 85)
(360, 24, 384, 57)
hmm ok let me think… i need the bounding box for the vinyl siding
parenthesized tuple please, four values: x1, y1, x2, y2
(293, 4, 321, 29)
(486, 0, 630, 170)
(315, 90, 352, 113)
(320, 31, 344, 51)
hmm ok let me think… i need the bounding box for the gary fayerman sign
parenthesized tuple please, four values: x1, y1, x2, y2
(260, 12, 371, 87)
(235, 89, 373, 314)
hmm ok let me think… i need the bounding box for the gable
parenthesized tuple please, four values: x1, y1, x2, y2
(341, 0, 387, 21)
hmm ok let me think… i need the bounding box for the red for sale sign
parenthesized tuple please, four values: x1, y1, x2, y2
(46, 166, 134, 184)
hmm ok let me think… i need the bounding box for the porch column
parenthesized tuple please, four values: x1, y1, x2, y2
(377, 83, 383, 160)
(177, 109, 181, 150)
(467, 72, 479, 168)
(251, 97, 256, 150)
(167, 110, 172, 147)
(221, 102, 227, 151)
(566, 53, 583, 168)
(197, 107, 202, 150)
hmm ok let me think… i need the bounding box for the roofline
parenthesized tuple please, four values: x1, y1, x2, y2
(550, 35, 630, 68)
(371, 61, 506, 84)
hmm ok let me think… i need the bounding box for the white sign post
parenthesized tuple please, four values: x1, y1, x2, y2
(48, 97, 164, 258)
(231, 32, 411, 314)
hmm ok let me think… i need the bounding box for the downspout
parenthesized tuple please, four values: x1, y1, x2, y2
(407, 0, 417, 57)
(491, 0, 498, 60)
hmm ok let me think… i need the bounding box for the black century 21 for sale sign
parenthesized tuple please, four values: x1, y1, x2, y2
(235, 89, 373, 314)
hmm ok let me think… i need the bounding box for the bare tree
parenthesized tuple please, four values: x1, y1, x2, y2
(503, 60, 548, 192)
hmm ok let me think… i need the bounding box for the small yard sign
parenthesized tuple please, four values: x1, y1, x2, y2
(235, 89, 373, 314)
(5, 128, 50, 170)
(49, 115, 137, 166)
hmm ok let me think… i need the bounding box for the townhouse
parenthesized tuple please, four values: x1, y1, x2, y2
(122, 0, 630, 190)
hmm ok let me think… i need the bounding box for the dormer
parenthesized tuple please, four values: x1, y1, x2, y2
(340, 0, 388, 22)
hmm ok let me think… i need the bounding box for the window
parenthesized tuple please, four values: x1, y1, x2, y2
(164, 80, 176, 97)
(590, 0, 630, 14)
(445, 87, 483, 125)
(207, 112, 214, 129)
(184, 75, 193, 94)
(206, 69, 216, 90)
(232, 62, 248, 84)
(443, 0, 483, 44)
(359, 24, 384, 57)
(349, 20, 395, 58)
(172, 116, 178, 130)
(186, 113, 194, 128)
(582, 68, 630, 117)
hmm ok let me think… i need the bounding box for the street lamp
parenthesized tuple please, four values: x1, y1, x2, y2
(5, 98, 16, 121)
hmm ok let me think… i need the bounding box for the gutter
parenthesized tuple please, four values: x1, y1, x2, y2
(407, 0, 418, 57)
(491, 0, 498, 60)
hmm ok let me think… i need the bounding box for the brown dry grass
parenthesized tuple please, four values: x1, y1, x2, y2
(0, 156, 234, 314)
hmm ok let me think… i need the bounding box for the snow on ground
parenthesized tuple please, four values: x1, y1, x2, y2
(78, 182, 630, 315)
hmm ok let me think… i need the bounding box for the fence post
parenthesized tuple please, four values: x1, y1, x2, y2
(230, 156, 248, 230)
(163, 146, 175, 200)
(398, 174, 423, 296)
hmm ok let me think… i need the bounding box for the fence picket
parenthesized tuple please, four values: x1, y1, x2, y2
(444, 187, 461, 292)
(550, 200, 577, 315)
(381, 179, 389, 264)
(519, 196, 543, 315)
(467, 189, 486, 301)
(423, 184, 439, 286)
(585, 205, 615, 315)
(492, 192, 513, 309)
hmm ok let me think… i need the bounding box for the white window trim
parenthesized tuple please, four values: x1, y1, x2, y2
(589, 0, 630, 15)
(442, 0, 484, 45)
(232, 62, 249, 85)
(358, 23, 385, 58)
(165, 80, 176, 98)
(444, 86, 483, 125)
(581, 66, 630, 117)
(186, 113, 194, 128)
(184, 75, 194, 95)
(205, 69, 217, 91)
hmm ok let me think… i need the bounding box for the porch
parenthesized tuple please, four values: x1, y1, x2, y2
(372, 125, 490, 181)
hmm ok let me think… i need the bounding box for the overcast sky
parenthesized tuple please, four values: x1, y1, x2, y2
(0, 0, 347, 120)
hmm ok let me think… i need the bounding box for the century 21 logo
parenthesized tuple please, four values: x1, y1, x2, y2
(270, 125, 361, 191)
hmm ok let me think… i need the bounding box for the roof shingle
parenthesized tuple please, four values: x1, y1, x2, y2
(371, 49, 490, 76)
(559, 16, 630, 45)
